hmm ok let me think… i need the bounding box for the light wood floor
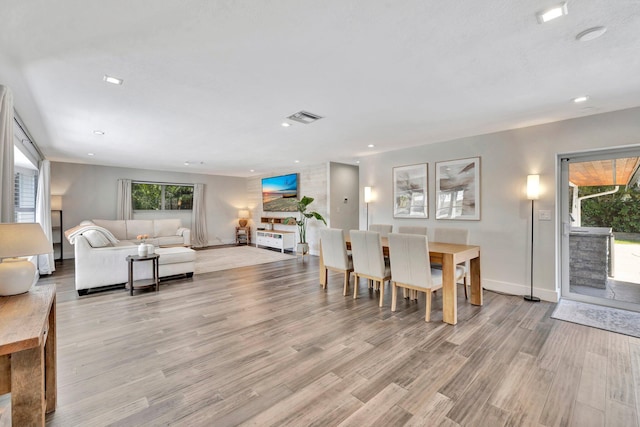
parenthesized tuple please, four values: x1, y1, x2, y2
(2, 251, 640, 426)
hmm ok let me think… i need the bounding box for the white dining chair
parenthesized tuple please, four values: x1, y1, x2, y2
(396, 226, 428, 299)
(350, 230, 391, 307)
(432, 227, 469, 299)
(369, 224, 393, 238)
(320, 228, 353, 296)
(388, 233, 443, 322)
(397, 226, 428, 235)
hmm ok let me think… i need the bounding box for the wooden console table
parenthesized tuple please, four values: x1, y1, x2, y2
(0, 284, 57, 426)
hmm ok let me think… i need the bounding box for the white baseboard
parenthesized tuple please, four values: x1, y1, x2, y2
(481, 279, 559, 303)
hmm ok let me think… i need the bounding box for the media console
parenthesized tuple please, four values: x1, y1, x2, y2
(256, 230, 295, 253)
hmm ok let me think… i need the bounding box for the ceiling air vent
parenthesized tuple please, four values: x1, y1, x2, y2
(286, 111, 323, 124)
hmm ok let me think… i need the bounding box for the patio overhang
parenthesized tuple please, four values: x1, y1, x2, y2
(569, 157, 640, 188)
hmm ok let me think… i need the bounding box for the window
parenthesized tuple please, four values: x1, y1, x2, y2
(132, 182, 193, 211)
(14, 168, 37, 222)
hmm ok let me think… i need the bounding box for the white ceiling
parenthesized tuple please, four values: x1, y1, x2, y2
(1, 0, 639, 177)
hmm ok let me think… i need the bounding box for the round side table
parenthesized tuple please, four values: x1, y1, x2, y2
(125, 254, 160, 296)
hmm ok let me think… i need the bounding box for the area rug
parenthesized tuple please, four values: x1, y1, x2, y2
(551, 299, 640, 338)
(195, 246, 295, 274)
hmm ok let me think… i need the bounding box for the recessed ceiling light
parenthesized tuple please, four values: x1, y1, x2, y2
(367, 144, 375, 148)
(184, 161, 190, 166)
(87, 153, 95, 156)
(93, 130, 105, 135)
(294, 160, 300, 163)
(281, 122, 291, 127)
(250, 169, 255, 172)
(573, 96, 589, 103)
(536, 2, 568, 24)
(356, 160, 360, 164)
(576, 27, 607, 42)
(103, 75, 123, 85)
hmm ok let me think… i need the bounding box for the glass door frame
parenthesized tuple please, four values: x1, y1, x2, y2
(558, 146, 640, 312)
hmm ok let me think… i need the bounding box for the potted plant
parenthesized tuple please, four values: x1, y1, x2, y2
(285, 196, 326, 255)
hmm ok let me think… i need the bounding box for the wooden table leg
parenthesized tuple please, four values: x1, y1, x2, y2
(470, 255, 482, 306)
(45, 294, 57, 413)
(128, 259, 134, 296)
(12, 345, 45, 426)
(441, 253, 458, 325)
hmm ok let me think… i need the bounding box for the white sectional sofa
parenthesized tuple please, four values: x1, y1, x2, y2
(67, 219, 195, 295)
(89, 218, 190, 247)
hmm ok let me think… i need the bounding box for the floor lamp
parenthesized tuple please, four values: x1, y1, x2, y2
(524, 174, 541, 302)
(364, 186, 372, 230)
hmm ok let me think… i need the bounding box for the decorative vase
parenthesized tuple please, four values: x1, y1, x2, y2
(146, 243, 155, 255)
(138, 244, 148, 257)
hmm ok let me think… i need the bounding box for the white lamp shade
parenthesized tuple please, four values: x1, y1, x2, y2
(527, 175, 540, 200)
(51, 195, 63, 211)
(364, 186, 373, 203)
(0, 223, 52, 296)
(238, 209, 250, 219)
(0, 223, 53, 258)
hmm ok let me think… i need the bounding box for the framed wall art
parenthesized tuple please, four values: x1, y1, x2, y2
(435, 157, 480, 220)
(393, 163, 428, 218)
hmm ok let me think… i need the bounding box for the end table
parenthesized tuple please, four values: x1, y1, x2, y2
(126, 254, 160, 295)
(236, 226, 251, 245)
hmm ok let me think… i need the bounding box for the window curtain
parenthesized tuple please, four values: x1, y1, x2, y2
(116, 178, 132, 220)
(0, 85, 14, 222)
(36, 159, 55, 274)
(191, 183, 208, 247)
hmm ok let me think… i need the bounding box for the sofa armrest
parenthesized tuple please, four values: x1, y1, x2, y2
(181, 229, 191, 246)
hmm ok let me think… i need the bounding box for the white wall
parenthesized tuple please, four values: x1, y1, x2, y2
(51, 162, 247, 258)
(359, 107, 640, 302)
(247, 163, 328, 255)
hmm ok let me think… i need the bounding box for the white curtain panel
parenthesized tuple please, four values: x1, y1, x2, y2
(191, 183, 208, 247)
(36, 159, 55, 274)
(116, 178, 132, 220)
(0, 85, 14, 222)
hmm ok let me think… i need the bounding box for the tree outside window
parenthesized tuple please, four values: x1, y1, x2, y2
(132, 183, 193, 211)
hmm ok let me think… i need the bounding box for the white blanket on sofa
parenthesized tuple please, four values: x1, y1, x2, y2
(66, 225, 120, 245)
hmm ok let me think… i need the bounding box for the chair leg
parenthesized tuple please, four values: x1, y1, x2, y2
(391, 283, 398, 312)
(343, 271, 350, 296)
(379, 280, 384, 307)
(425, 290, 432, 322)
(323, 269, 328, 290)
(463, 276, 468, 299)
(353, 274, 358, 299)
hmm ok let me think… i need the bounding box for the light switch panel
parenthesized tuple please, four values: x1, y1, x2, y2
(538, 210, 552, 221)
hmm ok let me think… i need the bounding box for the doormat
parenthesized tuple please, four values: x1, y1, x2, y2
(551, 299, 640, 338)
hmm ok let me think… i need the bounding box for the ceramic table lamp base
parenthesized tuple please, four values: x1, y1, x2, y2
(0, 258, 36, 295)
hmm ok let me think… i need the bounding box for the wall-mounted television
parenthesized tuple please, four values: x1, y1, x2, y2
(262, 173, 299, 212)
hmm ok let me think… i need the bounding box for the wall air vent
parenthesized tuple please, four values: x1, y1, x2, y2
(286, 111, 323, 124)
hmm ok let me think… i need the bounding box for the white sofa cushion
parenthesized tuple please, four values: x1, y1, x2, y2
(82, 229, 114, 248)
(126, 220, 155, 240)
(92, 219, 127, 240)
(154, 219, 182, 237)
(155, 247, 196, 264)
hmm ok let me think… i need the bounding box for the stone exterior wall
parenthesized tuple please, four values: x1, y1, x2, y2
(569, 229, 612, 289)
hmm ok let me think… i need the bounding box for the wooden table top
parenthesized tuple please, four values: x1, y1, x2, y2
(345, 236, 480, 255)
(0, 284, 56, 356)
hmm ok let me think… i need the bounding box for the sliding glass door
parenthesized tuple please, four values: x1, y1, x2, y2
(559, 147, 640, 312)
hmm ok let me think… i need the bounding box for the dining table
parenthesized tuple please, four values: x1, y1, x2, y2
(318, 237, 481, 325)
